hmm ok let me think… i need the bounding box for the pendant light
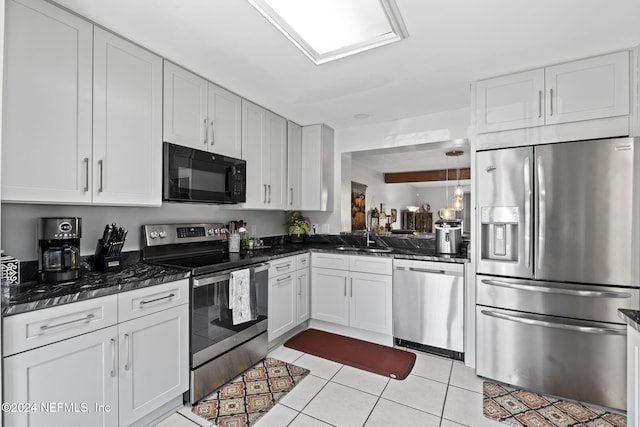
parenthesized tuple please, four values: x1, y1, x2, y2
(446, 150, 464, 211)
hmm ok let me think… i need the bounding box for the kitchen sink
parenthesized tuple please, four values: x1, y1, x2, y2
(333, 246, 393, 253)
(334, 246, 361, 251)
(360, 247, 393, 253)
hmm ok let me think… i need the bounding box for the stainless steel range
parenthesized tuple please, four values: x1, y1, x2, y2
(141, 223, 269, 403)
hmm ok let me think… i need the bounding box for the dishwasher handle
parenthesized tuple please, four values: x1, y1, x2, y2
(395, 266, 463, 277)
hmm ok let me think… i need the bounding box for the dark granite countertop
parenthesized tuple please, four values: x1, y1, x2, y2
(2, 263, 189, 317)
(619, 309, 640, 332)
(2, 237, 469, 317)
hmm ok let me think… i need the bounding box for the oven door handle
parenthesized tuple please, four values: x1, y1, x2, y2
(193, 273, 230, 288)
(193, 263, 270, 288)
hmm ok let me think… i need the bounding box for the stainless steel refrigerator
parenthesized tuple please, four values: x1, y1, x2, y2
(476, 136, 640, 410)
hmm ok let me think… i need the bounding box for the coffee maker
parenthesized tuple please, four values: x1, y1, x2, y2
(38, 217, 82, 282)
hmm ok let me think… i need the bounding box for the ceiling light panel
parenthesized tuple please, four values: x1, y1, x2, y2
(249, 0, 408, 64)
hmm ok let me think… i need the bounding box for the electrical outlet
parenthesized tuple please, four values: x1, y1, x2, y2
(312, 224, 318, 234)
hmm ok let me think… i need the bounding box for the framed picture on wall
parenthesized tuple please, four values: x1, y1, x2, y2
(351, 181, 367, 231)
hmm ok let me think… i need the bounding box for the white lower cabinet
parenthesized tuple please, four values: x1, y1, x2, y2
(4, 326, 119, 427)
(118, 304, 189, 426)
(268, 254, 310, 341)
(311, 267, 349, 325)
(349, 271, 392, 334)
(2, 279, 189, 427)
(311, 254, 392, 335)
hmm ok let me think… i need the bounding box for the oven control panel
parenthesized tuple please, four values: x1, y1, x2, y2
(142, 223, 227, 246)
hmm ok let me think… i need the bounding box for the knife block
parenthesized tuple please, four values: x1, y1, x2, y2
(92, 239, 123, 272)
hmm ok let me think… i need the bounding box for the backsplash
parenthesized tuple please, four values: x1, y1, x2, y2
(0, 203, 289, 261)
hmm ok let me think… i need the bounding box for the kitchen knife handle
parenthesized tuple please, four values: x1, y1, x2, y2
(204, 118, 208, 145)
(84, 158, 89, 192)
(98, 160, 104, 192)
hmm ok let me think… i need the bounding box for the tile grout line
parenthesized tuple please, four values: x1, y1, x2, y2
(437, 360, 455, 427)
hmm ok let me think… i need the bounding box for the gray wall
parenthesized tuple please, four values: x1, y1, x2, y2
(1, 203, 288, 261)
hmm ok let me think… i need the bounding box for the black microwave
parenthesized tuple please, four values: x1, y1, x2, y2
(163, 143, 246, 204)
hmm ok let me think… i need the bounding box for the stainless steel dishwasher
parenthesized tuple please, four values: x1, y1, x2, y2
(393, 259, 464, 360)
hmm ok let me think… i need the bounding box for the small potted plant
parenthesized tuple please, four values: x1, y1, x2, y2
(286, 211, 311, 243)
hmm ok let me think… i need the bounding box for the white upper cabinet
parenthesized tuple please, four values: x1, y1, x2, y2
(544, 52, 630, 125)
(241, 100, 287, 209)
(476, 69, 545, 133)
(163, 61, 208, 150)
(208, 84, 243, 158)
(301, 124, 335, 211)
(93, 28, 162, 206)
(287, 121, 302, 211)
(163, 61, 242, 158)
(2, 0, 162, 206)
(476, 51, 630, 133)
(2, 0, 93, 203)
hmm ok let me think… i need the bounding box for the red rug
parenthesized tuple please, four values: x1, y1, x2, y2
(284, 328, 416, 380)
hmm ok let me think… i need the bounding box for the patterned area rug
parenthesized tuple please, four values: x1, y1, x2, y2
(483, 381, 627, 427)
(191, 358, 309, 427)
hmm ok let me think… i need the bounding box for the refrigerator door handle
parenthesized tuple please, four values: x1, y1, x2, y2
(536, 156, 546, 270)
(523, 157, 531, 268)
(480, 309, 626, 335)
(480, 279, 633, 298)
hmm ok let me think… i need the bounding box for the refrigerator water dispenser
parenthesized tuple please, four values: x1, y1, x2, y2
(480, 207, 519, 262)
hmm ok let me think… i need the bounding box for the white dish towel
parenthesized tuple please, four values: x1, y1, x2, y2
(229, 268, 252, 325)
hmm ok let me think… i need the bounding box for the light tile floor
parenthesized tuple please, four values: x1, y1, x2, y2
(156, 344, 504, 427)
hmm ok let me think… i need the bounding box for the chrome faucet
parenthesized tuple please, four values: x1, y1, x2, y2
(365, 209, 376, 247)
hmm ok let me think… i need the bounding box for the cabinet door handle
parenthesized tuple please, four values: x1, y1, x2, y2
(538, 90, 542, 118)
(124, 333, 131, 371)
(98, 160, 104, 193)
(344, 278, 347, 297)
(84, 158, 89, 192)
(139, 293, 175, 306)
(276, 275, 292, 283)
(276, 263, 291, 271)
(204, 118, 208, 145)
(549, 88, 554, 116)
(210, 120, 215, 145)
(350, 278, 353, 298)
(40, 313, 95, 331)
(268, 184, 271, 204)
(290, 188, 293, 205)
(297, 277, 301, 296)
(264, 184, 267, 203)
(110, 338, 116, 377)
